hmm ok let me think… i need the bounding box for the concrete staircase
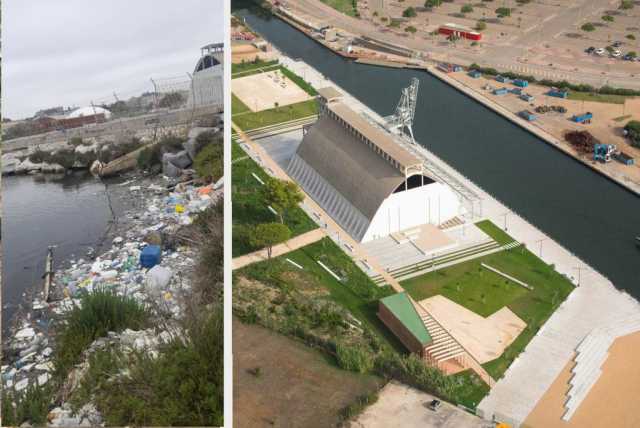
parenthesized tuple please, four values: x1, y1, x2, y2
(563, 313, 640, 421)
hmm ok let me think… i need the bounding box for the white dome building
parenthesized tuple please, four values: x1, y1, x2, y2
(66, 106, 112, 119)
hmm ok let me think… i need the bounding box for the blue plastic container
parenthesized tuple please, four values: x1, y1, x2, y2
(140, 245, 162, 268)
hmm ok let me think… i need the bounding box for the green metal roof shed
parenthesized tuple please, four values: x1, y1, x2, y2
(379, 292, 431, 345)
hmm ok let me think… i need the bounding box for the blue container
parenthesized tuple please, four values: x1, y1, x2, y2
(496, 75, 510, 83)
(513, 79, 529, 87)
(140, 245, 162, 268)
(468, 70, 481, 78)
(493, 88, 508, 95)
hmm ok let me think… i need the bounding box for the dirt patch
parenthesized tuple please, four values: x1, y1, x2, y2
(233, 318, 383, 428)
(524, 331, 640, 427)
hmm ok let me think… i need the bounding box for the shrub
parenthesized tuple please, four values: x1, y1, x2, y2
(627, 34, 636, 40)
(581, 22, 596, 31)
(336, 343, 375, 373)
(2, 385, 53, 426)
(461, 4, 474, 13)
(403, 6, 417, 17)
(68, 137, 84, 147)
(405, 25, 417, 33)
(424, 0, 443, 7)
(476, 21, 487, 30)
(194, 142, 223, 181)
(496, 7, 511, 16)
(339, 391, 379, 421)
(625, 120, 640, 147)
(602, 14, 614, 22)
(620, 0, 633, 9)
(158, 91, 186, 109)
(49, 148, 77, 169)
(28, 149, 48, 164)
(54, 288, 150, 378)
(87, 310, 223, 427)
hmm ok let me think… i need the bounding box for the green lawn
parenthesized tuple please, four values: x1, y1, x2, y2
(232, 155, 317, 257)
(475, 219, 513, 245)
(450, 370, 491, 410)
(231, 139, 246, 161)
(567, 91, 632, 105)
(231, 99, 318, 131)
(231, 59, 279, 76)
(238, 237, 403, 352)
(232, 93, 250, 115)
(401, 221, 574, 380)
(321, 0, 358, 16)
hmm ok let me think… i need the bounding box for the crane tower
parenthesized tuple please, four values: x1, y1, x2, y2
(385, 77, 419, 143)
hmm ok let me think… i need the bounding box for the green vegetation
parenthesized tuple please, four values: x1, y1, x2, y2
(339, 391, 379, 422)
(2, 385, 54, 427)
(278, 66, 318, 96)
(249, 222, 292, 258)
(424, 0, 443, 7)
(602, 14, 615, 22)
(405, 25, 417, 33)
(627, 34, 636, 40)
(232, 93, 251, 114)
(232, 155, 316, 256)
(620, 0, 634, 8)
(495, 7, 511, 16)
(461, 4, 474, 13)
(625, 120, 640, 147)
(581, 22, 596, 32)
(54, 288, 151, 379)
(469, 63, 640, 96)
(320, 0, 358, 17)
(194, 141, 223, 181)
(476, 219, 513, 245)
(70, 310, 223, 427)
(261, 177, 305, 223)
(475, 21, 487, 31)
(567, 91, 630, 104)
(401, 221, 574, 380)
(232, 58, 279, 76)
(231, 138, 246, 161)
(403, 6, 417, 17)
(449, 370, 491, 409)
(137, 134, 185, 170)
(232, 99, 318, 131)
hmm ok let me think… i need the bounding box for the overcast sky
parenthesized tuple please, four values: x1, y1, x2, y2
(3, 0, 224, 119)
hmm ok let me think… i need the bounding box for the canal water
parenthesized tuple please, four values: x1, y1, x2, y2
(239, 9, 640, 298)
(2, 173, 126, 331)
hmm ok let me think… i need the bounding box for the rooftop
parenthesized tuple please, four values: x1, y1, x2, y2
(327, 101, 422, 173)
(380, 292, 432, 345)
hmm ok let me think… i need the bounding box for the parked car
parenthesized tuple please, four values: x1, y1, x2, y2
(612, 41, 623, 47)
(428, 399, 442, 411)
(595, 48, 606, 56)
(623, 54, 636, 61)
(585, 46, 595, 54)
(611, 49, 622, 58)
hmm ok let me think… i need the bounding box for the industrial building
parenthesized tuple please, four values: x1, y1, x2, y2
(438, 23, 482, 41)
(287, 88, 463, 242)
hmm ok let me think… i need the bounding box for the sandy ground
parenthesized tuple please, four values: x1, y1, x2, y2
(232, 43, 276, 64)
(233, 69, 312, 112)
(451, 71, 640, 189)
(233, 318, 383, 428)
(524, 331, 640, 428)
(350, 381, 489, 428)
(419, 295, 526, 364)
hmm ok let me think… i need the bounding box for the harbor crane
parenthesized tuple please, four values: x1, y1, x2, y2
(385, 77, 419, 143)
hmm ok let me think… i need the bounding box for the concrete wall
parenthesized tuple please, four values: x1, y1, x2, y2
(363, 181, 462, 242)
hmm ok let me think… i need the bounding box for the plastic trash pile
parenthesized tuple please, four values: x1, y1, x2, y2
(1, 176, 222, 422)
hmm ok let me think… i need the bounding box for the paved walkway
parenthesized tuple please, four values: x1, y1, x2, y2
(232, 228, 326, 270)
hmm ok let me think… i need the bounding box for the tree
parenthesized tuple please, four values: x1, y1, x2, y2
(402, 7, 417, 17)
(495, 7, 511, 16)
(475, 21, 487, 31)
(625, 120, 640, 147)
(249, 223, 291, 258)
(260, 177, 304, 223)
(620, 0, 634, 9)
(461, 4, 473, 13)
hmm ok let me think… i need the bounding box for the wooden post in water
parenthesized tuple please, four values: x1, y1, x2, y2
(44, 246, 54, 302)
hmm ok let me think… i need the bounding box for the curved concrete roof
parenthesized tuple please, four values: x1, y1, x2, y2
(295, 113, 405, 220)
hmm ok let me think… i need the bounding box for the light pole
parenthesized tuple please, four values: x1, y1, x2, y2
(500, 212, 510, 231)
(573, 265, 587, 286)
(535, 237, 547, 258)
